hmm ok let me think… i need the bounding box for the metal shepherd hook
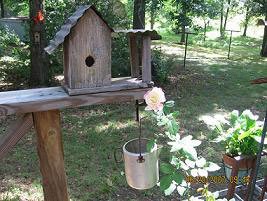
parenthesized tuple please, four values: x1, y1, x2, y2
(138, 116, 145, 163)
(248, 109, 267, 200)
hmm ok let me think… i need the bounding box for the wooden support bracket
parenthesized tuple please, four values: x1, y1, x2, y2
(0, 113, 33, 160)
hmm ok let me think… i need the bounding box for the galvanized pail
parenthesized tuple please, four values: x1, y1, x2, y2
(122, 138, 160, 190)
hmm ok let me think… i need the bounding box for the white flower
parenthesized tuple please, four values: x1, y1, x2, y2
(144, 87, 166, 112)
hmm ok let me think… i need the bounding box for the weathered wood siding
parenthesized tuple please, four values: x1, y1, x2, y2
(65, 9, 111, 89)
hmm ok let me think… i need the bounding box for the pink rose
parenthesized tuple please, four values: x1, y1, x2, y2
(144, 87, 166, 112)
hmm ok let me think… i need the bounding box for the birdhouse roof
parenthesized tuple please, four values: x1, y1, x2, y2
(44, 5, 113, 54)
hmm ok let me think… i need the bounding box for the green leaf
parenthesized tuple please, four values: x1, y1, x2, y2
(238, 129, 251, 140)
(160, 163, 175, 174)
(172, 111, 179, 118)
(165, 101, 175, 108)
(230, 110, 239, 126)
(157, 115, 169, 126)
(164, 183, 176, 196)
(160, 175, 173, 191)
(238, 127, 258, 140)
(170, 156, 180, 167)
(146, 139, 156, 152)
(205, 162, 221, 172)
(206, 196, 216, 201)
(177, 186, 186, 196)
(172, 172, 183, 184)
(167, 119, 179, 135)
(246, 117, 256, 130)
(163, 106, 171, 115)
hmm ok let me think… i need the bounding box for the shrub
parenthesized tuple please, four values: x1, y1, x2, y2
(0, 27, 30, 88)
(152, 47, 174, 84)
(111, 35, 131, 77)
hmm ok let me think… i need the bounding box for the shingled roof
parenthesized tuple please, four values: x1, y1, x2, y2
(44, 5, 113, 54)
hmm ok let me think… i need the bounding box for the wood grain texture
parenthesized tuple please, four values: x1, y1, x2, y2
(0, 87, 150, 116)
(129, 34, 140, 78)
(63, 36, 70, 87)
(33, 110, 69, 201)
(0, 113, 33, 160)
(142, 35, 152, 83)
(67, 8, 111, 89)
(65, 77, 150, 95)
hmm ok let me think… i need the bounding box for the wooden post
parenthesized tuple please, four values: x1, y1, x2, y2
(142, 35, 151, 83)
(228, 31, 233, 59)
(33, 110, 69, 201)
(183, 33, 189, 70)
(129, 33, 140, 78)
(227, 163, 239, 200)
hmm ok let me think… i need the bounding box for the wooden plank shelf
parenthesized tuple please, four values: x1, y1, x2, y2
(0, 82, 150, 116)
(64, 77, 153, 96)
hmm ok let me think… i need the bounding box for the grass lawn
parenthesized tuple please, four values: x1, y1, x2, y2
(0, 31, 266, 200)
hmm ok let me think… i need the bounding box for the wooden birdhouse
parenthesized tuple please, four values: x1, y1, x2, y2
(45, 5, 113, 95)
(45, 5, 161, 96)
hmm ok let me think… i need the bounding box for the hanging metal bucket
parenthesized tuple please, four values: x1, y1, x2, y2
(116, 138, 161, 190)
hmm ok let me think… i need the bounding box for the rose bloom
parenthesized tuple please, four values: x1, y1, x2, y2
(144, 87, 166, 112)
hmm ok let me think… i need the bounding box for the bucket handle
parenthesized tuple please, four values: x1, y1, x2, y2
(114, 147, 123, 163)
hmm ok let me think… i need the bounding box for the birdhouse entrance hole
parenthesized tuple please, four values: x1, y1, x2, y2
(85, 55, 95, 67)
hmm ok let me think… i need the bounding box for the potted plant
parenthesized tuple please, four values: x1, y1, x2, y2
(211, 110, 263, 184)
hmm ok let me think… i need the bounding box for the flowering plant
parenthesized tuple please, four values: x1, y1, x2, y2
(144, 87, 221, 199)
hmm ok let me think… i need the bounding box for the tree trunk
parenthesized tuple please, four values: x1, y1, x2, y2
(220, 0, 224, 37)
(133, 0, 145, 71)
(243, 7, 250, 37)
(133, 0, 145, 29)
(180, 5, 187, 44)
(180, 24, 186, 43)
(150, 9, 155, 30)
(29, 0, 49, 86)
(223, 0, 231, 31)
(204, 21, 207, 42)
(261, 14, 267, 57)
(0, 0, 4, 18)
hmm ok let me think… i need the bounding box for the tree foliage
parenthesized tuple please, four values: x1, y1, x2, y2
(147, 0, 164, 29)
(165, 0, 219, 42)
